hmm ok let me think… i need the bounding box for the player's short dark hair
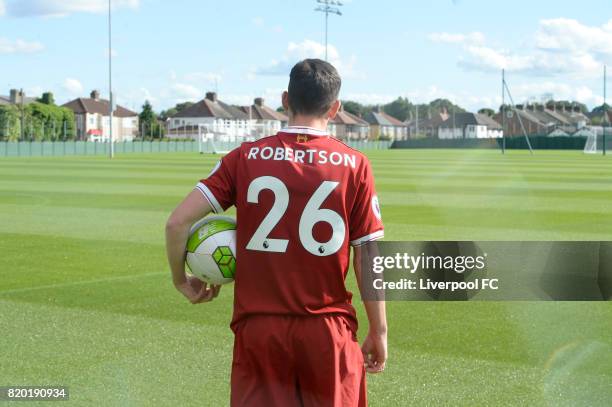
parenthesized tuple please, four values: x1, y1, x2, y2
(288, 59, 341, 117)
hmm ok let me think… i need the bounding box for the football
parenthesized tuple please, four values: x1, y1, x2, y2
(185, 216, 237, 285)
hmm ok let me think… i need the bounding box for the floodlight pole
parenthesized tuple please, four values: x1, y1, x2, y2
(415, 105, 419, 137)
(325, 11, 328, 61)
(604, 65, 607, 156)
(108, 0, 114, 159)
(315, 0, 343, 62)
(501, 69, 505, 154)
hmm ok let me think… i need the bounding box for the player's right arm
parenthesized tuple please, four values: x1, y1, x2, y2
(165, 190, 221, 304)
(166, 148, 239, 304)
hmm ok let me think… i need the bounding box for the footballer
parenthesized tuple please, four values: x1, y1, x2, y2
(165, 59, 387, 407)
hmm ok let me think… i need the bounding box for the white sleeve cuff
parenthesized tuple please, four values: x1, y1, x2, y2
(195, 182, 223, 213)
(350, 230, 384, 246)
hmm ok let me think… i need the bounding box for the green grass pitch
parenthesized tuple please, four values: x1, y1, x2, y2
(1, 149, 611, 406)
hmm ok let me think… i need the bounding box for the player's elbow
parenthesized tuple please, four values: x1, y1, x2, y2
(165, 212, 188, 234)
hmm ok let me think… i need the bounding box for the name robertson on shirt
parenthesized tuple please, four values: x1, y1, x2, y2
(247, 146, 357, 169)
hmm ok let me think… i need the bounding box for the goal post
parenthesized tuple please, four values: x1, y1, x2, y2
(583, 128, 612, 154)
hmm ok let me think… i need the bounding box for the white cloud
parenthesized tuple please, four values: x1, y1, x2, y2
(0, 0, 6, 16)
(221, 88, 286, 108)
(535, 18, 612, 56)
(508, 82, 603, 106)
(429, 19, 612, 78)
(428, 31, 485, 45)
(459, 45, 600, 77)
(6, 0, 139, 17)
(253, 39, 361, 79)
(153, 71, 224, 108)
(251, 16, 264, 27)
(169, 83, 202, 101)
(63, 78, 83, 94)
(118, 87, 157, 110)
(0, 37, 44, 53)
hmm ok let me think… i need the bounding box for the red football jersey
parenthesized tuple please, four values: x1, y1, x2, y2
(196, 127, 384, 331)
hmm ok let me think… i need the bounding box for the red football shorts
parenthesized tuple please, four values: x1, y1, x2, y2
(230, 314, 367, 407)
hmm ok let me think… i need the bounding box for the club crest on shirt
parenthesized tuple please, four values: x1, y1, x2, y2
(296, 134, 309, 143)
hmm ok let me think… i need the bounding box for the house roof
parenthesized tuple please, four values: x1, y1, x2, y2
(62, 97, 138, 118)
(439, 112, 502, 129)
(552, 109, 589, 124)
(332, 109, 369, 126)
(172, 97, 249, 120)
(365, 110, 405, 126)
(238, 104, 288, 122)
(0, 95, 37, 105)
(406, 112, 448, 129)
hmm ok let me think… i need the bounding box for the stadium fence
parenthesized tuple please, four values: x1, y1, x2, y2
(392, 135, 612, 150)
(0, 139, 392, 157)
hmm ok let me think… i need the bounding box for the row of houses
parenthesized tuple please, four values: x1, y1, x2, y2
(3, 88, 611, 142)
(1, 88, 140, 141)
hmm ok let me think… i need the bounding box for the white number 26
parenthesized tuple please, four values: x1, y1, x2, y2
(246, 176, 345, 256)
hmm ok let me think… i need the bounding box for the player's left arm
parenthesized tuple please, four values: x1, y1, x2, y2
(349, 156, 387, 373)
(354, 245, 388, 373)
(165, 190, 221, 304)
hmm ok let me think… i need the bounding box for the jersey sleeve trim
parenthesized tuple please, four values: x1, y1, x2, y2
(350, 230, 384, 247)
(195, 182, 223, 214)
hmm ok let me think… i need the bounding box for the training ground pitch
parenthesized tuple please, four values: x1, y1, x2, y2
(0, 149, 611, 406)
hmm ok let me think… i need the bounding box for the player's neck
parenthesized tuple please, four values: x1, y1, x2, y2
(288, 115, 329, 132)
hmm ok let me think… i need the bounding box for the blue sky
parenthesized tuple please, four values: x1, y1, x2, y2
(1, 0, 611, 112)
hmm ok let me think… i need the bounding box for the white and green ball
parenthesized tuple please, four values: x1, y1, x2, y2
(186, 216, 237, 285)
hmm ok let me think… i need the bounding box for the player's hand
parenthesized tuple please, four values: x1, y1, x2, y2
(361, 330, 387, 374)
(175, 275, 221, 304)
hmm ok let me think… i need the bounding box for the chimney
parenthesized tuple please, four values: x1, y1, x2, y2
(90, 90, 100, 100)
(254, 97, 264, 107)
(206, 92, 218, 102)
(9, 89, 19, 104)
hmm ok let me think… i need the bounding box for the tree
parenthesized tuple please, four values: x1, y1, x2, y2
(139, 101, 165, 139)
(342, 100, 365, 117)
(591, 103, 610, 116)
(276, 106, 286, 113)
(383, 97, 412, 122)
(478, 108, 495, 117)
(13, 102, 75, 141)
(159, 101, 195, 120)
(0, 105, 21, 141)
(38, 92, 55, 105)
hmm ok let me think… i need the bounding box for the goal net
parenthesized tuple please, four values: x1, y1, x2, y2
(583, 127, 612, 154)
(196, 123, 279, 154)
(583, 131, 599, 154)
